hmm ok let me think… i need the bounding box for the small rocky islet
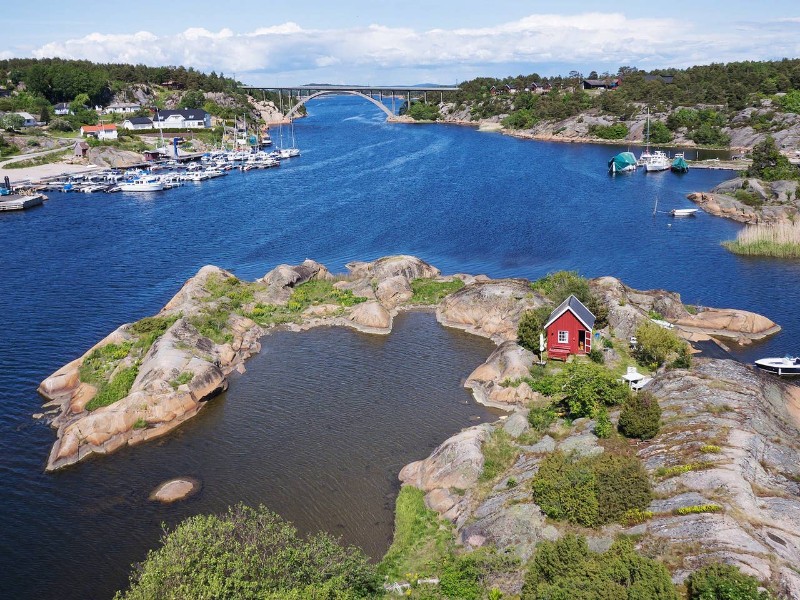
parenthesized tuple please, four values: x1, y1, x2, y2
(36, 255, 799, 596)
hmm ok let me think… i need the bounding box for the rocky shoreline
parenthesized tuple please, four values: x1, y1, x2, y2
(688, 177, 800, 224)
(38, 255, 778, 470)
(36, 254, 799, 594)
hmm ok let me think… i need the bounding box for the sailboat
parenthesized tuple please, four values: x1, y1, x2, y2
(639, 108, 670, 172)
(275, 93, 300, 159)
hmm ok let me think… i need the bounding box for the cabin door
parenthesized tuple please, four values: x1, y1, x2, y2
(578, 330, 590, 354)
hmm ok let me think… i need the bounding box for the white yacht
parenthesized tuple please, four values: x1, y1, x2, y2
(644, 150, 671, 172)
(118, 177, 165, 192)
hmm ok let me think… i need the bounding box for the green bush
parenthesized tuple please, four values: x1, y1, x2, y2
(590, 123, 629, 140)
(530, 271, 608, 329)
(734, 189, 764, 208)
(649, 120, 674, 144)
(406, 101, 441, 121)
(593, 407, 612, 438)
(86, 363, 139, 411)
(115, 504, 379, 599)
(559, 361, 631, 418)
(588, 348, 605, 364)
(517, 306, 553, 352)
(746, 135, 800, 181)
(527, 405, 557, 431)
(522, 535, 678, 600)
(686, 563, 772, 600)
(531, 450, 651, 527)
(618, 391, 662, 440)
(634, 320, 686, 368)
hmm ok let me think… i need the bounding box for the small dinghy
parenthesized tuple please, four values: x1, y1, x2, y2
(754, 356, 800, 376)
(671, 208, 698, 217)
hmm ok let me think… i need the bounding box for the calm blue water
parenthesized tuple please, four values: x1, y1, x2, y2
(1, 95, 799, 599)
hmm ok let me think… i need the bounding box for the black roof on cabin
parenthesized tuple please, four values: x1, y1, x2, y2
(153, 109, 208, 122)
(544, 294, 596, 331)
(126, 117, 153, 125)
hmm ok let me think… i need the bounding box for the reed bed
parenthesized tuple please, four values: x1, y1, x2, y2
(723, 221, 800, 258)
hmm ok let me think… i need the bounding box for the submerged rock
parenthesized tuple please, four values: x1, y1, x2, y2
(150, 477, 200, 503)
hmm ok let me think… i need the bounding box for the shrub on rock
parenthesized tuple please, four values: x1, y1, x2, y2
(531, 450, 652, 527)
(517, 306, 552, 352)
(618, 391, 662, 440)
(522, 535, 678, 600)
(634, 321, 687, 369)
(686, 563, 772, 600)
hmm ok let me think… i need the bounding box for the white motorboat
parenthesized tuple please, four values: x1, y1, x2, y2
(644, 150, 671, 172)
(118, 178, 165, 192)
(754, 356, 800, 376)
(671, 208, 699, 217)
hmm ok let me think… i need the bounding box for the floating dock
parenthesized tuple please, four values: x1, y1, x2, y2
(0, 193, 47, 211)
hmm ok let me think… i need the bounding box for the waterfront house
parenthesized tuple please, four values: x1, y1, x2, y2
(54, 103, 73, 116)
(104, 102, 141, 114)
(152, 109, 211, 129)
(15, 112, 38, 127)
(80, 123, 118, 140)
(544, 295, 595, 361)
(122, 116, 154, 130)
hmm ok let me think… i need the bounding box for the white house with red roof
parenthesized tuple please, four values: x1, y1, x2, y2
(80, 123, 118, 140)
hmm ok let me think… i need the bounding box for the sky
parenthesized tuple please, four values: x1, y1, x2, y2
(2, 0, 800, 85)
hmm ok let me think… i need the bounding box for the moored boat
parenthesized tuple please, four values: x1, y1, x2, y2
(755, 356, 800, 376)
(118, 177, 165, 192)
(644, 150, 671, 172)
(671, 208, 698, 217)
(671, 153, 689, 173)
(608, 151, 637, 174)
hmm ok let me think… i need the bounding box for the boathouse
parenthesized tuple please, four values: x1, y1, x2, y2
(544, 295, 596, 361)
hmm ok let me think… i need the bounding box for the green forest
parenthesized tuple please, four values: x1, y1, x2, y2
(410, 58, 800, 146)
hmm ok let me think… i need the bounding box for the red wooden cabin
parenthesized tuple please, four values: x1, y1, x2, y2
(544, 295, 596, 361)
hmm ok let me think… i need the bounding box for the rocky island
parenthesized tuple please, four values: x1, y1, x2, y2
(37, 255, 800, 597)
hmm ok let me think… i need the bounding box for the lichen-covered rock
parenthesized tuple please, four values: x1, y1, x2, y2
(437, 280, 546, 342)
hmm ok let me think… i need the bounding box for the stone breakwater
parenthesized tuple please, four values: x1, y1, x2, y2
(38, 255, 778, 473)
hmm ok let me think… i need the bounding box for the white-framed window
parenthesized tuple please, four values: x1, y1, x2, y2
(558, 330, 569, 344)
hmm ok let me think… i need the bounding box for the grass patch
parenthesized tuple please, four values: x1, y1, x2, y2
(85, 363, 139, 411)
(79, 342, 134, 385)
(378, 487, 452, 581)
(170, 371, 194, 390)
(286, 279, 367, 311)
(479, 430, 519, 483)
(5, 148, 70, 169)
(654, 461, 713, 479)
(245, 279, 368, 327)
(409, 278, 465, 304)
(129, 313, 180, 350)
(132, 417, 147, 430)
(189, 306, 234, 345)
(673, 504, 722, 516)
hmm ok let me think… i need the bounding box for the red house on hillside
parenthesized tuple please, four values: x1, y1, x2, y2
(544, 295, 596, 361)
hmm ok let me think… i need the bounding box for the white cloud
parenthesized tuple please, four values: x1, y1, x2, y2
(23, 13, 800, 84)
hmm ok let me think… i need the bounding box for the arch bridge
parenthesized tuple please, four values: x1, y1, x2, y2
(240, 85, 461, 119)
